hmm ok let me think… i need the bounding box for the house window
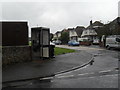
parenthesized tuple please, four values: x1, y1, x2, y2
(84, 31, 87, 34)
(72, 31, 74, 34)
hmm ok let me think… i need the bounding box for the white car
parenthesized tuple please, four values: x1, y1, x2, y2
(50, 41, 55, 46)
(53, 40, 61, 45)
(93, 39, 99, 45)
(106, 35, 120, 49)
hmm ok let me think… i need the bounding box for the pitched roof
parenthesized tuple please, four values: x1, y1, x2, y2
(92, 21, 104, 26)
(75, 26, 85, 37)
(61, 29, 69, 33)
(67, 28, 74, 31)
(55, 31, 61, 34)
(81, 29, 97, 37)
(87, 21, 104, 29)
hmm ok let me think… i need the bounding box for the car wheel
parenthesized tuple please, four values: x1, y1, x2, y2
(106, 45, 111, 50)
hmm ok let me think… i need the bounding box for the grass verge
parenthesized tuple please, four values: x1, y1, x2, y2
(29, 41, 31, 46)
(54, 47, 75, 56)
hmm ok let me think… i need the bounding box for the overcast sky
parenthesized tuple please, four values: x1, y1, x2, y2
(1, 0, 120, 36)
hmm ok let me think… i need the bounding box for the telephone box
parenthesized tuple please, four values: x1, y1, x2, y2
(31, 27, 50, 59)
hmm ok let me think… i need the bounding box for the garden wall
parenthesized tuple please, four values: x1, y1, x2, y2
(2, 46, 32, 66)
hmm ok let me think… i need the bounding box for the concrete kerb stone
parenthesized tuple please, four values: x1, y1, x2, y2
(54, 52, 94, 75)
(2, 74, 55, 84)
(2, 51, 94, 85)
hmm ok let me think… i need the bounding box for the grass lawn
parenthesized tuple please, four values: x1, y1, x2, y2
(28, 42, 75, 56)
(54, 47, 76, 56)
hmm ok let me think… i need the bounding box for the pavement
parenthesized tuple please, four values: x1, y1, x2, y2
(3, 50, 93, 83)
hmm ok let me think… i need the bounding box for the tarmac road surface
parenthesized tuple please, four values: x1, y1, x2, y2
(11, 45, 119, 88)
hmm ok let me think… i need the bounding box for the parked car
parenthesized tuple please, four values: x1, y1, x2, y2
(52, 40, 61, 45)
(93, 39, 99, 45)
(50, 41, 55, 46)
(68, 40, 79, 46)
(106, 35, 120, 49)
(78, 37, 91, 46)
(52, 41, 56, 44)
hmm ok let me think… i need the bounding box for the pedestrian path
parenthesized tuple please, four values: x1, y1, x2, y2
(3, 51, 92, 83)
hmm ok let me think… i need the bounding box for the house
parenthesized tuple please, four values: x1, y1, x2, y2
(87, 20, 104, 29)
(68, 26, 85, 41)
(75, 26, 85, 40)
(81, 28, 98, 42)
(53, 31, 61, 40)
(106, 17, 120, 35)
(50, 33, 54, 41)
(68, 28, 78, 41)
(81, 20, 104, 42)
(56, 31, 61, 38)
(95, 17, 120, 38)
(95, 17, 120, 47)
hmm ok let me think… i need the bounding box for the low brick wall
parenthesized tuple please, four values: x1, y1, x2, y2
(80, 41, 91, 46)
(2, 46, 32, 66)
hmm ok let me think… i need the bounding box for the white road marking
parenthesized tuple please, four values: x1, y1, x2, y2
(99, 74, 118, 77)
(78, 74, 118, 79)
(57, 75, 74, 79)
(78, 72, 94, 76)
(99, 70, 112, 73)
(40, 77, 53, 80)
(55, 69, 118, 79)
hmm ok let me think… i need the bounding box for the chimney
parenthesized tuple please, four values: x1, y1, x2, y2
(90, 20, 93, 29)
(90, 20, 92, 26)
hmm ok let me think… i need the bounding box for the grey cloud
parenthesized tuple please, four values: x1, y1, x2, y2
(1, 1, 119, 35)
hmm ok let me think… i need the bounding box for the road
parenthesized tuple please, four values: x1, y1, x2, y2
(4, 45, 119, 88)
(51, 45, 119, 88)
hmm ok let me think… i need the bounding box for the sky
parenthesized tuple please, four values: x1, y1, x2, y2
(0, 0, 120, 36)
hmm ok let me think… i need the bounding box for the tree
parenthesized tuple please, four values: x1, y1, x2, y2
(60, 32, 69, 44)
